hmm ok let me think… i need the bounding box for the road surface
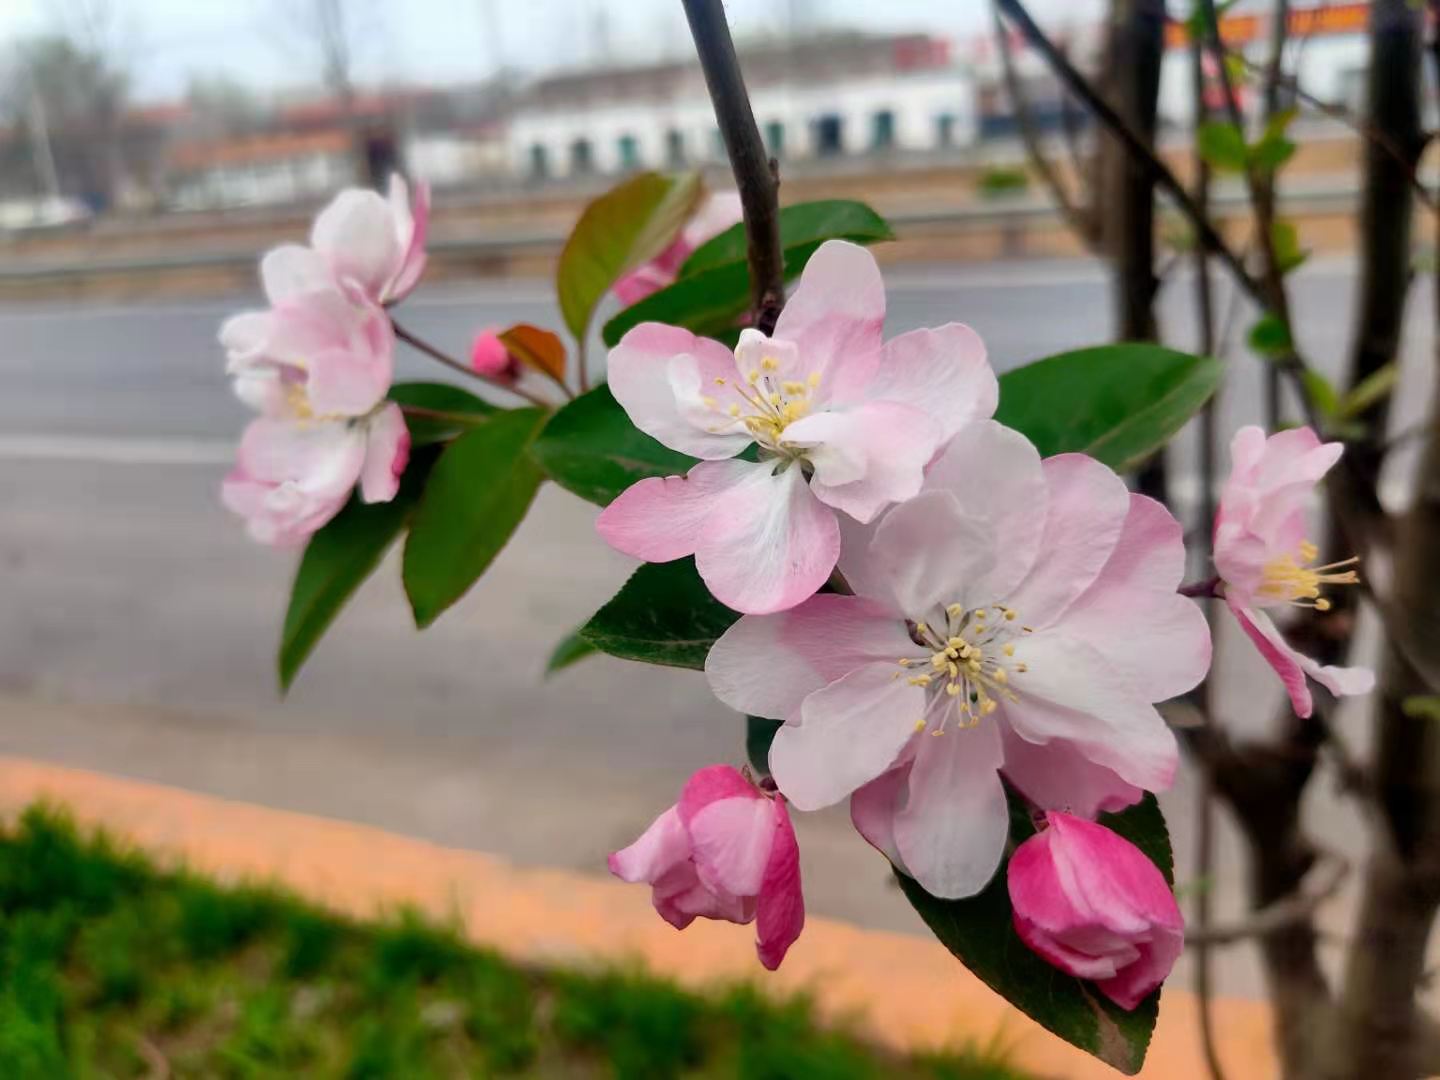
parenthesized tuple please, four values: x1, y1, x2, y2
(0, 257, 1432, 997)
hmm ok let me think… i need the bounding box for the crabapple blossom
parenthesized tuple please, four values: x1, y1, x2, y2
(1008, 811, 1183, 1010)
(1214, 425, 1374, 718)
(705, 420, 1210, 898)
(470, 327, 521, 382)
(598, 240, 997, 614)
(608, 764, 804, 970)
(614, 191, 744, 305)
(310, 174, 430, 305)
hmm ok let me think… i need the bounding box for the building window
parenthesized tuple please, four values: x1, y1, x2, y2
(935, 113, 956, 148)
(665, 129, 686, 167)
(569, 137, 594, 175)
(764, 120, 784, 159)
(871, 110, 896, 151)
(529, 143, 549, 179)
(617, 134, 641, 170)
(814, 114, 844, 157)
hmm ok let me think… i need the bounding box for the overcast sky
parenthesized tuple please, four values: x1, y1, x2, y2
(0, 0, 1105, 103)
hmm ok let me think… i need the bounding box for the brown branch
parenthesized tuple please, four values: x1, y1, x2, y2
(1185, 855, 1348, 947)
(681, 0, 785, 334)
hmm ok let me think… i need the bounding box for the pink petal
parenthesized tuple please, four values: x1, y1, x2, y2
(387, 175, 429, 301)
(892, 718, 1009, 899)
(682, 191, 744, 249)
(607, 323, 751, 460)
(689, 796, 775, 898)
(865, 489, 997, 619)
(755, 797, 805, 970)
(1228, 599, 1315, 717)
(999, 724, 1142, 818)
(260, 244, 334, 304)
(1299, 653, 1375, 699)
(769, 663, 925, 811)
(608, 805, 692, 884)
(1005, 454, 1131, 629)
(1003, 633, 1179, 793)
(705, 594, 913, 720)
(677, 764, 760, 823)
(865, 323, 997, 443)
(850, 763, 912, 874)
(614, 262, 674, 306)
(222, 417, 369, 547)
(1056, 494, 1212, 702)
(311, 188, 404, 301)
(781, 402, 941, 523)
(359, 403, 409, 503)
(597, 459, 754, 562)
(772, 240, 885, 397)
(693, 462, 840, 615)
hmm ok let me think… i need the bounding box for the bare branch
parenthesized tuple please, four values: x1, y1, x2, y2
(1185, 855, 1348, 947)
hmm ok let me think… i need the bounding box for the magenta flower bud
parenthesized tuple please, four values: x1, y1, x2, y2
(470, 328, 520, 382)
(1007, 811, 1183, 1010)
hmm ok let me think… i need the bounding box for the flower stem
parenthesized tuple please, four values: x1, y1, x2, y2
(391, 320, 551, 409)
(397, 404, 487, 427)
(1179, 576, 1221, 599)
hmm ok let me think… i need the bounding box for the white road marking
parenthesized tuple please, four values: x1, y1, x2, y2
(0, 434, 233, 466)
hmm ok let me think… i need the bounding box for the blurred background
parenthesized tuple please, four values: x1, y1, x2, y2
(0, 0, 1434, 1036)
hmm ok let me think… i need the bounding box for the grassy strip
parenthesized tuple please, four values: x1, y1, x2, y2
(0, 804, 1028, 1079)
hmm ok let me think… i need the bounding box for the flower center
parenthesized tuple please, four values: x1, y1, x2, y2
(894, 602, 1032, 735)
(700, 353, 820, 451)
(1256, 539, 1359, 611)
(284, 381, 317, 421)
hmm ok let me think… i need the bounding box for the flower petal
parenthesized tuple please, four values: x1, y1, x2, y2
(689, 796, 775, 899)
(386, 175, 429, 301)
(311, 188, 404, 300)
(1228, 599, 1327, 717)
(1004, 633, 1179, 793)
(705, 594, 912, 720)
(359, 403, 410, 503)
(608, 805, 692, 884)
(694, 462, 840, 614)
(769, 663, 925, 810)
(1056, 494, 1211, 702)
(1005, 454, 1131, 628)
(892, 718, 1009, 899)
(772, 240, 884, 397)
(755, 797, 805, 970)
(607, 323, 751, 460)
(849, 763, 912, 874)
(865, 490, 996, 619)
(865, 323, 997, 443)
(999, 724, 1142, 818)
(597, 459, 754, 563)
(781, 402, 940, 523)
(260, 244, 333, 304)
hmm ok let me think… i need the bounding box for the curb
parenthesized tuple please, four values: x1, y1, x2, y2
(0, 756, 1277, 1078)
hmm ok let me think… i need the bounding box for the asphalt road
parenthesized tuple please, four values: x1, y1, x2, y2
(0, 256, 1432, 998)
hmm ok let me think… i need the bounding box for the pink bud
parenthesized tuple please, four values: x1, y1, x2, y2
(608, 765, 804, 970)
(1007, 811, 1183, 1010)
(470, 328, 520, 382)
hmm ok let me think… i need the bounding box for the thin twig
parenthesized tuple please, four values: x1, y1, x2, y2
(1185, 854, 1349, 947)
(682, 0, 785, 334)
(577, 339, 590, 394)
(398, 403, 488, 427)
(391, 321, 551, 408)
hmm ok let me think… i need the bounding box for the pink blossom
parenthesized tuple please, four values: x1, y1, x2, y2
(1008, 812, 1183, 1011)
(705, 421, 1210, 898)
(608, 764, 804, 970)
(1214, 425, 1373, 718)
(598, 240, 997, 614)
(470, 327, 521, 382)
(614, 192, 743, 306)
(310, 173, 430, 304)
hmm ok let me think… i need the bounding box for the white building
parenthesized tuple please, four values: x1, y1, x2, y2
(507, 33, 978, 180)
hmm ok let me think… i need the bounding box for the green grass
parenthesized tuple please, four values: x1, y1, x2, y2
(0, 804, 1032, 1079)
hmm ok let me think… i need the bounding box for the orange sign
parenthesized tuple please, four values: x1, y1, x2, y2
(1165, 2, 1369, 49)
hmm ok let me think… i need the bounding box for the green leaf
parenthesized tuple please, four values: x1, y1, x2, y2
(529, 383, 699, 506)
(1271, 219, 1308, 274)
(602, 202, 894, 348)
(746, 716, 783, 777)
(579, 559, 740, 671)
(1336, 362, 1398, 421)
(1196, 121, 1248, 172)
(278, 447, 438, 692)
(1403, 696, 1440, 722)
(1301, 370, 1341, 417)
(1247, 312, 1294, 357)
(402, 408, 548, 628)
(556, 171, 703, 344)
(679, 199, 894, 277)
(1251, 133, 1296, 172)
(545, 628, 597, 677)
(994, 343, 1222, 472)
(897, 792, 1171, 1075)
(388, 382, 496, 445)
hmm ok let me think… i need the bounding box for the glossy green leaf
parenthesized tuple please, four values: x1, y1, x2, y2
(746, 715, 783, 776)
(545, 628, 598, 677)
(1196, 121, 1248, 172)
(278, 447, 438, 692)
(402, 408, 548, 628)
(1247, 312, 1293, 357)
(897, 792, 1171, 1075)
(579, 558, 740, 671)
(679, 199, 894, 277)
(388, 382, 496, 445)
(556, 171, 703, 343)
(528, 383, 698, 506)
(994, 343, 1222, 471)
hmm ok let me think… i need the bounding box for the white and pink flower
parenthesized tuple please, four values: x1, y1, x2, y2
(310, 174, 430, 305)
(1214, 425, 1373, 718)
(608, 764, 804, 970)
(705, 421, 1210, 898)
(598, 240, 997, 614)
(1008, 811, 1183, 1010)
(614, 192, 744, 306)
